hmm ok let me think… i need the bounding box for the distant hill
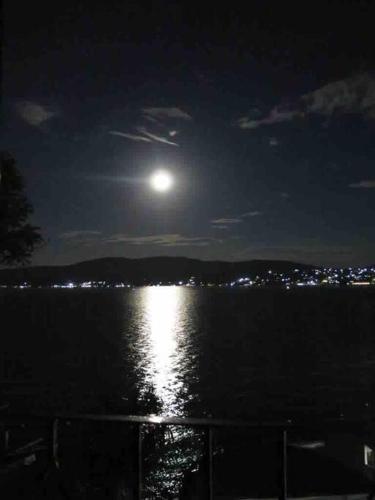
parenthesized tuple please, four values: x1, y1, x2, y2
(0, 257, 315, 286)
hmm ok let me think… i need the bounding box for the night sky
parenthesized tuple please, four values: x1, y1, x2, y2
(2, 1, 375, 266)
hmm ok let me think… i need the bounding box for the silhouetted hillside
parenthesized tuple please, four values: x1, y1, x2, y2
(0, 257, 314, 286)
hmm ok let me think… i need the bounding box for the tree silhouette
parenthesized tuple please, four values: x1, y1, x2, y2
(0, 152, 43, 264)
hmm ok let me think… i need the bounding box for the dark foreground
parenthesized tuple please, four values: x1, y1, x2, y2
(1, 411, 375, 499)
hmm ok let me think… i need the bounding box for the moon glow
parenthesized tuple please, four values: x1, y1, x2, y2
(150, 170, 173, 192)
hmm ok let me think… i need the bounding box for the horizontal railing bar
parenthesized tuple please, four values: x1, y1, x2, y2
(1, 412, 375, 431)
(6, 437, 44, 457)
(52, 413, 290, 427)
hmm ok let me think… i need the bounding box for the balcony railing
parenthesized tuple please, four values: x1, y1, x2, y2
(1, 412, 374, 499)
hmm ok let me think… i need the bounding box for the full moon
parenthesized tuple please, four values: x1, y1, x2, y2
(150, 169, 173, 192)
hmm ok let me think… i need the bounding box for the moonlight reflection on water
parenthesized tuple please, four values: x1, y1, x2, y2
(137, 286, 189, 416)
(132, 286, 201, 494)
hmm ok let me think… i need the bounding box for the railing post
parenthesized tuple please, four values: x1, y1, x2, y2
(205, 427, 213, 500)
(4, 429, 9, 453)
(0, 426, 9, 455)
(136, 423, 143, 500)
(278, 428, 287, 500)
(52, 418, 60, 469)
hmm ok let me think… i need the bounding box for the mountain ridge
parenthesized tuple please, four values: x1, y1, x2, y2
(0, 256, 314, 286)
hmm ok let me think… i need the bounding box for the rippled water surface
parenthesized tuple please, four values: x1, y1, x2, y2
(1, 286, 375, 421)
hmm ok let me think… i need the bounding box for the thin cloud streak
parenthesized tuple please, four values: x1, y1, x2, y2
(241, 211, 262, 217)
(211, 211, 262, 225)
(136, 127, 179, 146)
(59, 230, 102, 240)
(59, 231, 219, 248)
(109, 128, 178, 146)
(211, 218, 242, 224)
(109, 130, 153, 142)
(106, 233, 218, 247)
(238, 108, 300, 129)
(142, 107, 192, 121)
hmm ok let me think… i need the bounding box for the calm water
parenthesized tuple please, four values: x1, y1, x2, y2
(1, 286, 375, 421)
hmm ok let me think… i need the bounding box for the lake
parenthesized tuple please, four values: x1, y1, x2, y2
(1, 286, 375, 422)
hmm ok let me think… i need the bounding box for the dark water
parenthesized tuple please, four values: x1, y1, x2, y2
(2, 286, 375, 497)
(1, 286, 375, 421)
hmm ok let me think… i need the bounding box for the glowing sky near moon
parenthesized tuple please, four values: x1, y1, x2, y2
(150, 170, 173, 193)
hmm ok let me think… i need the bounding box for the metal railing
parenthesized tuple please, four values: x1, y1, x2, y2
(1, 412, 374, 499)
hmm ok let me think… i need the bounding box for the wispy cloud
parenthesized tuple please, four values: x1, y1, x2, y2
(109, 130, 153, 142)
(301, 73, 375, 117)
(143, 115, 160, 124)
(136, 127, 179, 146)
(142, 107, 192, 121)
(349, 180, 375, 188)
(59, 230, 102, 240)
(109, 128, 177, 146)
(106, 233, 217, 247)
(237, 73, 375, 129)
(110, 106, 190, 147)
(211, 218, 242, 224)
(15, 101, 58, 127)
(238, 107, 300, 129)
(59, 231, 218, 248)
(211, 211, 261, 225)
(240, 211, 262, 217)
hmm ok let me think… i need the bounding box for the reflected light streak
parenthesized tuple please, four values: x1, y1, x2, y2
(143, 286, 185, 415)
